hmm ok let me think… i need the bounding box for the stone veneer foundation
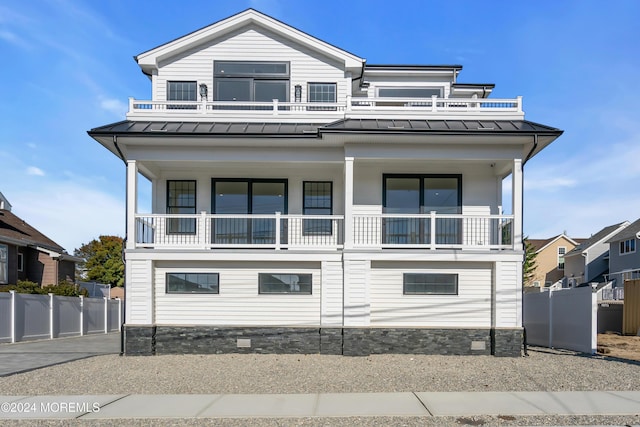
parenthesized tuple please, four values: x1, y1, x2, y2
(124, 325, 522, 357)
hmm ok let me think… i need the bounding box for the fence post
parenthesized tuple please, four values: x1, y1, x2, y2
(548, 289, 553, 349)
(49, 293, 54, 340)
(79, 295, 84, 336)
(104, 297, 108, 334)
(10, 290, 15, 343)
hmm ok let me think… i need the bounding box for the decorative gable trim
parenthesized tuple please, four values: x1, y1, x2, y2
(135, 9, 364, 75)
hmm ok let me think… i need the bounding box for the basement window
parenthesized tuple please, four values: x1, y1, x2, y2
(403, 273, 458, 295)
(166, 273, 219, 294)
(259, 273, 312, 294)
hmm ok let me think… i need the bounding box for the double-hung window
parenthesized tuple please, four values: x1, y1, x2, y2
(303, 181, 332, 235)
(308, 83, 336, 110)
(557, 247, 566, 270)
(620, 239, 636, 254)
(214, 61, 289, 108)
(167, 81, 197, 109)
(0, 244, 7, 284)
(167, 180, 196, 234)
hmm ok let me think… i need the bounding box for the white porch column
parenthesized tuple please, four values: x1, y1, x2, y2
(344, 157, 354, 249)
(126, 160, 138, 250)
(511, 158, 523, 249)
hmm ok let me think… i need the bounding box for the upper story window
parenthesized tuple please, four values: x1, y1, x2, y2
(167, 81, 197, 109)
(214, 61, 290, 103)
(620, 239, 636, 255)
(308, 83, 336, 111)
(303, 181, 333, 235)
(557, 247, 566, 270)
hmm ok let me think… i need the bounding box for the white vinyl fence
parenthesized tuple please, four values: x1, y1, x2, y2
(0, 291, 122, 343)
(523, 286, 597, 354)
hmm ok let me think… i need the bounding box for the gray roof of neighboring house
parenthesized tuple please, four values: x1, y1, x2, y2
(89, 119, 562, 137)
(607, 218, 640, 243)
(565, 222, 629, 256)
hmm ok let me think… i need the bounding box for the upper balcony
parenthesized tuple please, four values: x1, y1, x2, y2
(126, 96, 524, 123)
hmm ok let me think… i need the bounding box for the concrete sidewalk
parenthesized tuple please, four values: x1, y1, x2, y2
(1, 391, 640, 420)
(0, 332, 120, 376)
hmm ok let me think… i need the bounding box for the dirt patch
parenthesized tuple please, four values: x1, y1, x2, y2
(598, 333, 640, 362)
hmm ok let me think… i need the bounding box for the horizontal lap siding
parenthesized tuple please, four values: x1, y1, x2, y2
(127, 260, 152, 324)
(156, 27, 346, 102)
(495, 261, 521, 327)
(369, 262, 492, 328)
(154, 262, 321, 326)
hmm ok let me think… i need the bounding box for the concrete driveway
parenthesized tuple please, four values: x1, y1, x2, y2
(0, 332, 120, 376)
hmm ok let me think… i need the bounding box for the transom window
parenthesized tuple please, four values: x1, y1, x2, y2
(557, 247, 566, 270)
(166, 273, 219, 294)
(403, 273, 458, 295)
(259, 273, 312, 294)
(303, 181, 332, 235)
(378, 87, 443, 98)
(214, 61, 289, 103)
(167, 180, 196, 234)
(620, 239, 636, 254)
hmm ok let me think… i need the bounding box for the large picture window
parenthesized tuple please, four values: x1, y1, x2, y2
(259, 273, 312, 294)
(166, 273, 219, 294)
(383, 174, 462, 245)
(167, 180, 196, 234)
(0, 244, 7, 284)
(303, 181, 332, 235)
(403, 273, 458, 295)
(214, 61, 289, 105)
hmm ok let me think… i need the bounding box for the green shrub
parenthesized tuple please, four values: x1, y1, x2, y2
(0, 280, 89, 297)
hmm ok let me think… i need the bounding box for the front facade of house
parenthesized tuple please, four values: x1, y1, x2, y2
(564, 222, 630, 287)
(526, 235, 581, 288)
(606, 218, 640, 287)
(89, 9, 562, 357)
(0, 196, 77, 287)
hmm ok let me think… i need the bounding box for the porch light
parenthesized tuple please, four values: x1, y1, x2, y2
(199, 83, 208, 100)
(294, 85, 302, 102)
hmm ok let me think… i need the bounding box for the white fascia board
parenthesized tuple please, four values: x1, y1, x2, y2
(535, 234, 579, 254)
(342, 251, 523, 263)
(136, 10, 364, 72)
(124, 250, 343, 263)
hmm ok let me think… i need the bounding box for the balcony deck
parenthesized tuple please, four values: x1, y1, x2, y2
(133, 213, 514, 251)
(126, 96, 524, 122)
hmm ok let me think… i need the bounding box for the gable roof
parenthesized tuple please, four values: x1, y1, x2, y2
(565, 221, 630, 256)
(135, 9, 365, 76)
(527, 234, 581, 253)
(0, 209, 67, 253)
(607, 218, 640, 243)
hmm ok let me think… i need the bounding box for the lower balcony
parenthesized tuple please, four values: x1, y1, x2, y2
(134, 213, 514, 251)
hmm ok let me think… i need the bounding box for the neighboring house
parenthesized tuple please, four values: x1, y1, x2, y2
(564, 221, 630, 286)
(526, 234, 584, 287)
(606, 218, 640, 288)
(87, 9, 563, 357)
(0, 194, 80, 286)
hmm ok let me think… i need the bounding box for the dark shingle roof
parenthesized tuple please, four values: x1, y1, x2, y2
(0, 210, 66, 253)
(566, 222, 629, 256)
(607, 218, 640, 243)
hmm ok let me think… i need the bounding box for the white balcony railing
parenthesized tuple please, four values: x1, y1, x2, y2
(134, 213, 514, 251)
(127, 96, 523, 120)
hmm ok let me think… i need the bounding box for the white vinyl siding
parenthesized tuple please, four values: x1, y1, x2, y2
(126, 259, 153, 324)
(343, 259, 370, 326)
(321, 260, 343, 326)
(154, 261, 321, 326)
(369, 262, 492, 327)
(155, 27, 346, 106)
(494, 261, 521, 327)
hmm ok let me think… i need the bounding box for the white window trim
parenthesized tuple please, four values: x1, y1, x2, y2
(620, 238, 636, 255)
(557, 246, 566, 270)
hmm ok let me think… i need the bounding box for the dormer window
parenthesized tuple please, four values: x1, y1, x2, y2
(214, 61, 289, 103)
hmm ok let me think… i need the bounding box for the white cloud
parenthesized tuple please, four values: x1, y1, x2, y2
(0, 30, 31, 49)
(26, 166, 45, 176)
(99, 97, 128, 117)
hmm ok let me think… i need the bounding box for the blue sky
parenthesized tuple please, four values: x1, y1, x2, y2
(1, 0, 639, 253)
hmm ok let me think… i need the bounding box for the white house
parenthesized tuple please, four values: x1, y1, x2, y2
(88, 9, 562, 356)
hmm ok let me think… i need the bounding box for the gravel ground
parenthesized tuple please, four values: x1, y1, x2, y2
(1, 347, 640, 426)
